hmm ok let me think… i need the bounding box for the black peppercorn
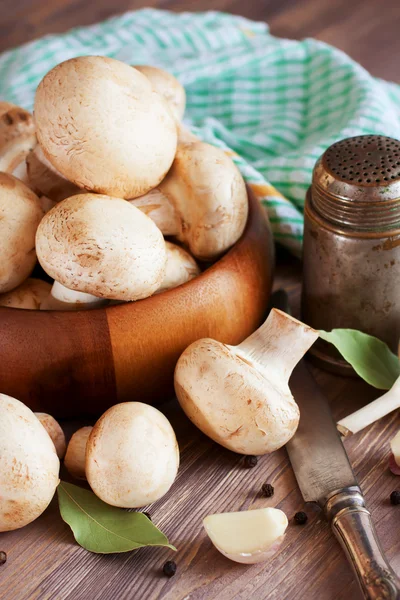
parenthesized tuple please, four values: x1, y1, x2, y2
(142, 512, 152, 521)
(244, 455, 258, 468)
(261, 483, 274, 498)
(0, 552, 7, 566)
(163, 560, 177, 578)
(390, 491, 400, 506)
(294, 511, 308, 525)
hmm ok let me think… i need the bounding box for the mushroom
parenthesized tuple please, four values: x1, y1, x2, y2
(174, 309, 319, 455)
(0, 102, 36, 174)
(34, 56, 177, 199)
(64, 426, 93, 480)
(38, 195, 58, 214)
(156, 242, 200, 294)
(203, 508, 288, 564)
(130, 141, 248, 260)
(26, 145, 80, 202)
(0, 394, 60, 532)
(0, 278, 51, 309)
(134, 65, 186, 122)
(36, 193, 166, 301)
(40, 281, 109, 311)
(0, 173, 44, 293)
(86, 402, 179, 508)
(35, 413, 66, 459)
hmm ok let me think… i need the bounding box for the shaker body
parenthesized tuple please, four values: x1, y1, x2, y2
(302, 188, 400, 371)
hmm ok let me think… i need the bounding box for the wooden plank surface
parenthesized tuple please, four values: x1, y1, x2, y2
(1, 1, 400, 599)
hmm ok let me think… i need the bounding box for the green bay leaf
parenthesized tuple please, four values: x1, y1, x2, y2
(319, 329, 400, 390)
(58, 481, 176, 554)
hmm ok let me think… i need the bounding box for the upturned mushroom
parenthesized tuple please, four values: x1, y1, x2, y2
(40, 281, 108, 311)
(26, 145, 80, 202)
(134, 65, 186, 122)
(35, 413, 66, 459)
(34, 56, 177, 199)
(0, 173, 44, 293)
(203, 508, 288, 564)
(174, 309, 319, 455)
(156, 242, 200, 294)
(64, 426, 93, 480)
(0, 394, 60, 531)
(0, 102, 36, 174)
(130, 141, 248, 260)
(0, 278, 51, 309)
(36, 193, 166, 301)
(86, 403, 179, 508)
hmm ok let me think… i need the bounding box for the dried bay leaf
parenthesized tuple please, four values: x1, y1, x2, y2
(58, 481, 176, 554)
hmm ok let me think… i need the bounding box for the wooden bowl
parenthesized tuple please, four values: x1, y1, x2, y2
(0, 187, 274, 417)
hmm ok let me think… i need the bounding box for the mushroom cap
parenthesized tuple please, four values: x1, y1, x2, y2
(159, 141, 248, 259)
(0, 103, 36, 173)
(0, 278, 51, 309)
(0, 173, 44, 293)
(26, 145, 80, 202)
(86, 402, 180, 508)
(34, 56, 178, 199)
(35, 412, 66, 459)
(129, 188, 179, 236)
(36, 193, 166, 301)
(156, 241, 200, 294)
(174, 338, 300, 455)
(134, 65, 186, 121)
(64, 426, 93, 480)
(0, 394, 60, 532)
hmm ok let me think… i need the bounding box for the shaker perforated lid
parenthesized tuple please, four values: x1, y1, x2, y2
(311, 135, 400, 231)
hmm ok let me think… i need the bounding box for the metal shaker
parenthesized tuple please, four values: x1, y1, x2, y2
(302, 135, 400, 374)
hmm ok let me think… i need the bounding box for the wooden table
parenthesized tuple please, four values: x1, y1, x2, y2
(1, 1, 400, 599)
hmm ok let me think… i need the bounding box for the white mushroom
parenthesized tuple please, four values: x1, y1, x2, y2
(0, 278, 51, 309)
(86, 403, 179, 508)
(0, 394, 60, 531)
(174, 309, 319, 455)
(64, 426, 93, 480)
(134, 65, 186, 122)
(26, 145, 80, 202)
(203, 508, 288, 564)
(36, 193, 166, 301)
(156, 242, 200, 294)
(34, 56, 177, 199)
(40, 281, 109, 311)
(35, 413, 66, 459)
(130, 141, 248, 260)
(38, 195, 58, 214)
(0, 173, 44, 293)
(0, 102, 36, 174)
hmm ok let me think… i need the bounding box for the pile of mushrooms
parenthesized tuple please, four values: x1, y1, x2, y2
(0, 57, 248, 311)
(0, 394, 179, 531)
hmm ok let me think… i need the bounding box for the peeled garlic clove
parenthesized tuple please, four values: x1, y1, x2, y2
(203, 507, 288, 564)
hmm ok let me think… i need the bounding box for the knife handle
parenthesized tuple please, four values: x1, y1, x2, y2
(325, 487, 400, 599)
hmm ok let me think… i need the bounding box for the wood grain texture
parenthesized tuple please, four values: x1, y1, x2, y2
(0, 189, 274, 417)
(1, 2, 400, 600)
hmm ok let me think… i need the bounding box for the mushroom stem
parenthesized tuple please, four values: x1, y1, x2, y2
(337, 376, 400, 436)
(237, 309, 319, 384)
(41, 281, 109, 311)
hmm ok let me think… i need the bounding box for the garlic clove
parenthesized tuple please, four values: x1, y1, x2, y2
(203, 507, 288, 564)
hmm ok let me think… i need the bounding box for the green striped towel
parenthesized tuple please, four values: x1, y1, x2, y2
(1, 9, 400, 255)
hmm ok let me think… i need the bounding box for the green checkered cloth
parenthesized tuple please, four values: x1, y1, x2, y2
(1, 9, 400, 255)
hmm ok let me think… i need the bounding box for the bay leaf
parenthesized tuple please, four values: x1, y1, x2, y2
(58, 481, 176, 554)
(319, 329, 400, 390)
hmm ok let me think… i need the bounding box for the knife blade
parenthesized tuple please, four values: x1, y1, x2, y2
(269, 290, 400, 599)
(286, 362, 356, 505)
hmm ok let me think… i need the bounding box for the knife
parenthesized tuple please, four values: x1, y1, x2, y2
(271, 291, 400, 599)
